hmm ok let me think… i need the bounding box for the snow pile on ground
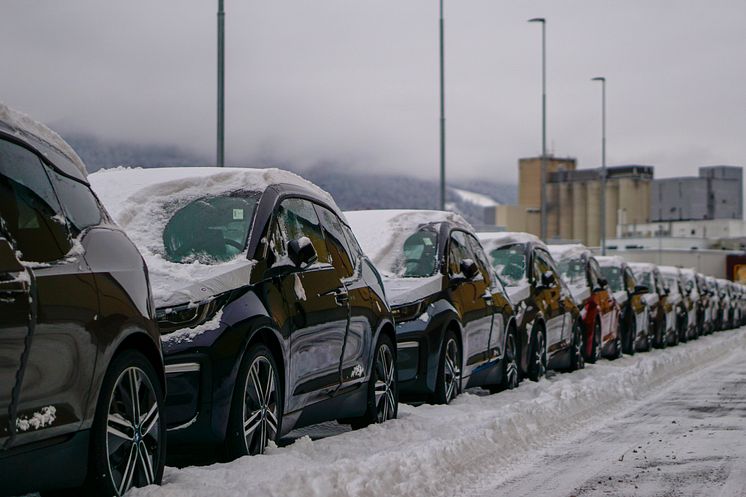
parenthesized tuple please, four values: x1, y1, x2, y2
(450, 188, 500, 207)
(128, 328, 746, 497)
(89, 167, 336, 308)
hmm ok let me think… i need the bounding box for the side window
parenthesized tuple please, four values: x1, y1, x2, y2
(316, 205, 354, 277)
(0, 139, 72, 263)
(340, 223, 361, 266)
(467, 234, 493, 286)
(269, 197, 329, 267)
(535, 249, 561, 287)
(48, 170, 103, 233)
(448, 231, 472, 276)
(589, 259, 601, 288)
(623, 268, 636, 292)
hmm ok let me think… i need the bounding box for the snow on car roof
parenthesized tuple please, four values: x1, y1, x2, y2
(90, 166, 340, 308)
(547, 243, 590, 261)
(477, 231, 546, 253)
(628, 262, 657, 271)
(344, 209, 472, 268)
(658, 265, 681, 276)
(595, 255, 626, 267)
(0, 102, 88, 181)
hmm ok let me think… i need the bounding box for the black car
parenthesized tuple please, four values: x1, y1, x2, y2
(0, 105, 165, 496)
(346, 210, 517, 404)
(91, 167, 397, 460)
(478, 232, 583, 381)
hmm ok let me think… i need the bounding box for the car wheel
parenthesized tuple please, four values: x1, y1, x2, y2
(85, 350, 165, 497)
(226, 343, 282, 459)
(611, 318, 623, 359)
(571, 320, 585, 371)
(350, 333, 398, 429)
(490, 327, 519, 393)
(679, 316, 688, 343)
(587, 319, 602, 364)
(434, 330, 462, 404)
(625, 315, 636, 356)
(528, 326, 547, 381)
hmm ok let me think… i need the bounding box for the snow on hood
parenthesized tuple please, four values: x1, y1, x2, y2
(0, 102, 87, 179)
(345, 209, 472, 276)
(382, 274, 443, 306)
(90, 167, 335, 308)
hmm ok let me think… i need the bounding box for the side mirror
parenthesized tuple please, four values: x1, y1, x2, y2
(664, 287, 671, 296)
(598, 277, 608, 288)
(288, 237, 318, 269)
(0, 238, 23, 273)
(541, 271, 555, 288)
(634, 284, 649, 295)
(460, 258, 479, 280)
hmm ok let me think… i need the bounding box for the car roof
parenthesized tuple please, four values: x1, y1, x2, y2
(628, 262, 657, 271)
(477, 231, 547, 253)
(595, 255, 626, 268)
(547, 243, 590, 262)
(658, 265, 681, 276)
(0, 102, 88, 183)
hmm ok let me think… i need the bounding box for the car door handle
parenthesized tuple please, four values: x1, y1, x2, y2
(321, 287, 349, 306)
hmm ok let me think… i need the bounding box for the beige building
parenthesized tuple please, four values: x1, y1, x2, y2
(490, 156, 654, 247)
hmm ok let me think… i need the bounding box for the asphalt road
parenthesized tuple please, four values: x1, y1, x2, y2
(472, 347, 746, 497)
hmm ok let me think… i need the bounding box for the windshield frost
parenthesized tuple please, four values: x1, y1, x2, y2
(490, 244, 527, 287)
(557, 257, 586, 286)
(382, 228, 439, 278)
(600, 266, 624, 293)
(163, 192, 260, 264)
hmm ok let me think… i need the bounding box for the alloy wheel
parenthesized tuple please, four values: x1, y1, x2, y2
(241, 356, 279, 455)
(534, 330, 546, 378)
(443, 338, 461, 402)
(593, 322, 602, 362)
(505, 333, 519, 388)
(106, 367, 161, 496)
(374, 343, 397, 422)
(574, 324, 585, 369)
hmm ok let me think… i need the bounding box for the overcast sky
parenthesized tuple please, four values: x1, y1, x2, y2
(1, 1, 745, 183)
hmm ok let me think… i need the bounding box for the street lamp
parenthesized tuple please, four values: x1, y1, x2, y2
(591, 76, 607, 254)
(439, 0, 446, 210)
(528, 17, 547, 241)
(217, 0, 225, 167)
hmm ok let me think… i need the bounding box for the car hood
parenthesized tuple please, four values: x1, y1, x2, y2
(505, 281, 531, 304)
(150, 257, 257, 309)
(383, 275, 443, 307)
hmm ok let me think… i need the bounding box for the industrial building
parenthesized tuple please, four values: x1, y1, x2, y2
(651, 166, 742, 222)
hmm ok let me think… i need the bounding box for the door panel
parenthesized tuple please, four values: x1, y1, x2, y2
(534, 249, 565, 353)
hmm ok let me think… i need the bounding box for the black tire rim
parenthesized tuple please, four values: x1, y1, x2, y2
(241, 355, 279, 455)
(106, 367, 161, 496)
(574, 324, 585, 369)
(534, 331, 546, 378)
(374, 343, 396, 422)
(505, 333, 519, 388)
(443, 338, 461, 403)
(593, 322, 602, 362)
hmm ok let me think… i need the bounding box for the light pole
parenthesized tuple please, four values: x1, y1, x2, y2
(439, 0, 446, 211)
(591, 76, 606, 254)
(217, 0, 225, 167)
(528, 18, 547, 241)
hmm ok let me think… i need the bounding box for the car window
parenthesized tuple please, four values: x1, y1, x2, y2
(270, 197, 330, 267)
(340, 223, 361, 266)
(466, 233, 493, 286)
(534, 249, 558, 283)
(489, 243, 527, 287)
(600, 266, 624, 293)
(623, 267, 636, 292)
(557, 256, 587, 286)
(0, 138, 72, 263)
(589, 258, 602, 288)
(48, 169, 103, 233)
(316, 205, 354, 277)
(448, 231, 472, 276)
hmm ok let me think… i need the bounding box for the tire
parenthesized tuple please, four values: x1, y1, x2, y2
(655, 317, 667, 349)
(679, 315, 688, 343)
(527, 325, 547, 382)
(587, 319, 602, 364)
(350, 333, 398, 429)
(85, 349, 165, 497)
(624, 314, 636, 356)
(570, 320, 585, 371)
(489, 326, 519, 393)
(226, 343, 282, 460)
(611, 317, 623, 359)
(434, 330, 462, 404)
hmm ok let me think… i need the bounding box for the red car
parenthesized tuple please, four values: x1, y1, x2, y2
(548, 245, 621, 362)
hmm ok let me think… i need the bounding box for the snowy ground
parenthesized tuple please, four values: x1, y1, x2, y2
(129, 329, 746, 497)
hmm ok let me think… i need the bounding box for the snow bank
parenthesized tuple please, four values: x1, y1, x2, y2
(90, 167, 336, 308)
(0, 102, 87, 178)
(126, 324, 746, 497)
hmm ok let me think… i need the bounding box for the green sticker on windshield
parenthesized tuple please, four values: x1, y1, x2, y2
(233, 209, 244, 220)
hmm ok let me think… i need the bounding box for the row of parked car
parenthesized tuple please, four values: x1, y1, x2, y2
(1, 106, 745, 496)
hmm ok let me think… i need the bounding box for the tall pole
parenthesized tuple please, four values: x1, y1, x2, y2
(529, 18, 547, 240)
(217, 0, 225, 167)
(592, 77, 607, 254)
(439, 0, 446, 211)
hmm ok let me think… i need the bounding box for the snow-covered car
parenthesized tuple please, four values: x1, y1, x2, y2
(705, 276, 723, 331)
(478, 232, 583, 381)
(596, 256, 650, 355)
(346, 210, 518, 404)
(716, 279, 734, 329)
(727, 281, 743, 328)
(659, 266, 690, 344)
(548, 244, 620, 362)
(695, 272, 716, 335)
(91, 167, 398, 460)
(0, 104, 166, 496)
(629, 262, 676, 348)
(679, 268, 703, 338)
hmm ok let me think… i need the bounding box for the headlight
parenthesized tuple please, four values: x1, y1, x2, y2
(392, 300, 427, 323)
(157, 298, 222, 335)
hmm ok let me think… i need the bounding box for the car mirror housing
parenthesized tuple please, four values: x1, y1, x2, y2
(460, 258, 479, 280)
(288, 236, 318, 269)
(0, 238, 23, 273)
(634, 284, 649, 295)
(541, 271, 555, 288)
(598, 277, 608, 288)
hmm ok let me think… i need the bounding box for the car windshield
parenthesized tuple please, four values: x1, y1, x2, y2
(664, 276, 680, 295)
(635, 271, 655, 289)
(383, 227, 439, 278)
(489, 244, 527, 287)
(163, 191, 260, 264)
(557, 257, 586, 286)
(600, 266, 624, 293)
